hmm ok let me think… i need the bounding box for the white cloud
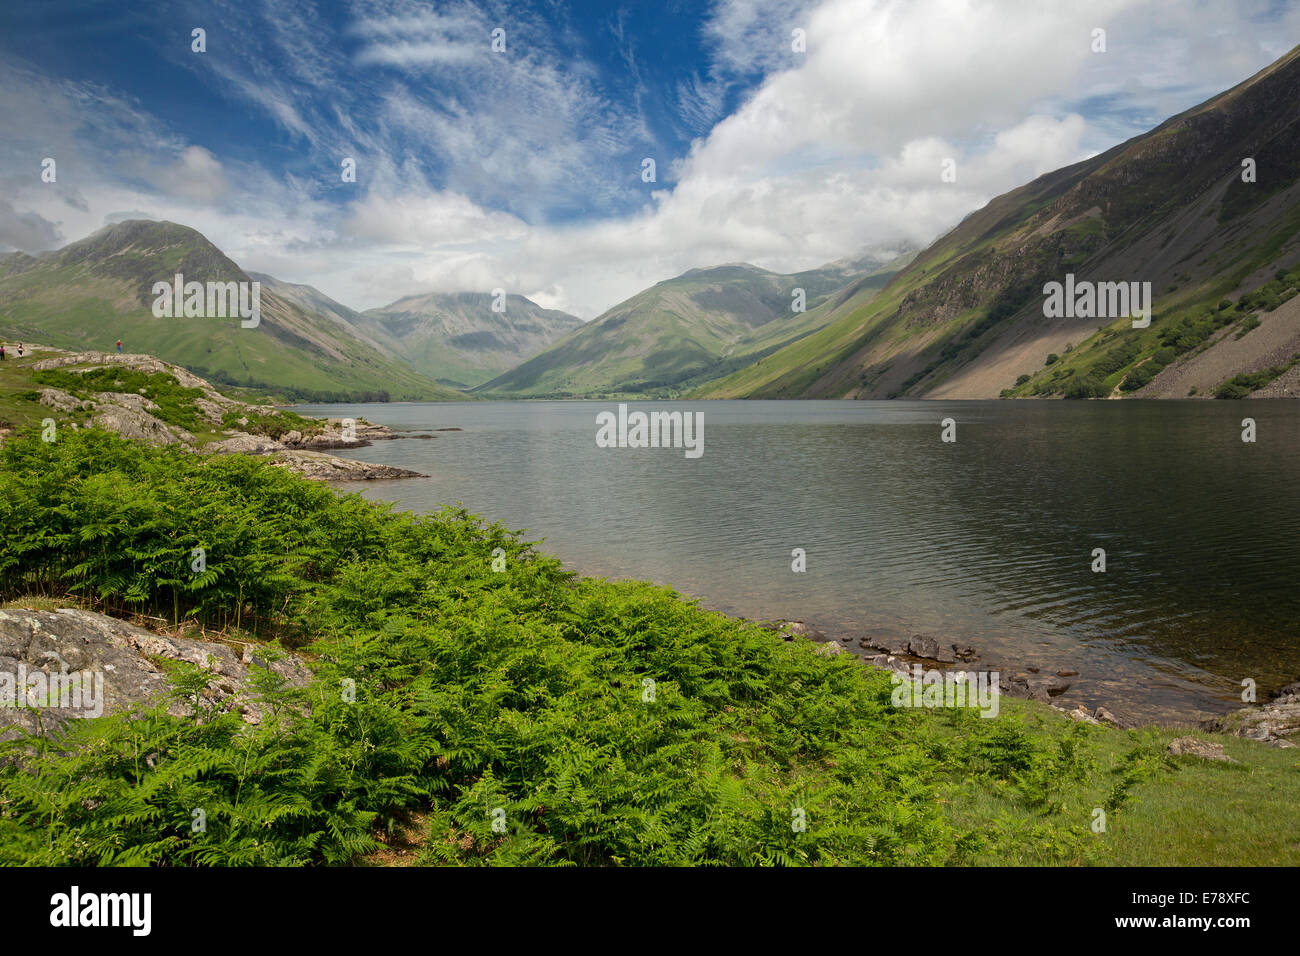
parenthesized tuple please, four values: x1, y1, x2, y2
(1, 0, 1295, 321)
(342, 191, 527, 246)
(154, 146, 230, 203)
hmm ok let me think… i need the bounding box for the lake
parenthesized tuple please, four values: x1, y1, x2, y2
(293, 399, 1300, 725)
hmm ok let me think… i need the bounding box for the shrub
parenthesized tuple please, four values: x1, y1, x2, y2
(1064, 374, 1108, 399)
(1214, 364, 1290, 398)
(1120, 363, 1157, 392)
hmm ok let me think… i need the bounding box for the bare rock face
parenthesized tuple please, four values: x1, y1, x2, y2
(40, 380, 195, 446)
(38, 387, 93, 413)
(208, 431, 282, 454)
(92, 405, 193, 446)
(269, 450, 426, 480)
(0, 607, 312, 737)
(92, 391, 157, 414)
(193, 397, 227, 425)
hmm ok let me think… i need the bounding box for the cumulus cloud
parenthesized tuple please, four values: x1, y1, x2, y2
(1, 0, 1295, 319)
(0, 200, 62, 253)
(153, 147, 230, 203)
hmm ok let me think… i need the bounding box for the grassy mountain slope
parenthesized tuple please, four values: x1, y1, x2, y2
(357, 292, 584, 389)
(696, 44, 1300, 400)
(0, 221, 464, 402)
(248, 271, 403, 359)
(477, 249, 912, 398)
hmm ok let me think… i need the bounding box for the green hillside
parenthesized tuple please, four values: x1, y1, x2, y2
(477, 250, 912, 398)
(356, 292, 585, 389)
(0, 221, 464, 403)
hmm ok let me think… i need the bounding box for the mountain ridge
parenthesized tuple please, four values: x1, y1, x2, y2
(0, 220, 465, 402)
(477, 245, 916, 397)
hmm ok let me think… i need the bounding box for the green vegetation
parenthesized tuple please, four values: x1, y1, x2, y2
(699, 51, 1300, 401)
(1213, 357, 1300, 398)
(486, 253, 913, 399)
(23, 365, 324, 440)
(33, 367, 209, 433)
(1, 428, 1297, 866)
(220, 407, 322, 440)
(0, 220, 464, 403)
(1063, 374, 1108, 399)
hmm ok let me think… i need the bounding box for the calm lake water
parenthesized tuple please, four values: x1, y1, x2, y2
(294, 399, 1300, 725)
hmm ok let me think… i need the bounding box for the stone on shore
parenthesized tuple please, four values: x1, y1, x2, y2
(1166, 736, 1239, 763)
(269, 450, 426, 481)
(908, 634, 957, 663)
(1201, 680, 1300, 747)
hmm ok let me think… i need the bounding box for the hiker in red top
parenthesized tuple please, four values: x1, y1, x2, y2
(116, 339, 122, 354)
(0, 344, 6, 360)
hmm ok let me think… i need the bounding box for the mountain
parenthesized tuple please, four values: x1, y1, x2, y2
(355, 292, 584, 389)
(695, 44, 1300, 401)
(0, 221, 464, 402)
(477, 247, 914, 397)
(247, 272, 399, 358)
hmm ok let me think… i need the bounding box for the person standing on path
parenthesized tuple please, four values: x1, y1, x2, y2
(116, 339, 122, 354)
(16, 343, 23, 358)
(1, 344, 6, 360)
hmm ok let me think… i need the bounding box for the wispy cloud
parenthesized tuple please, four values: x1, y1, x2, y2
(1, 0, 1296, 319)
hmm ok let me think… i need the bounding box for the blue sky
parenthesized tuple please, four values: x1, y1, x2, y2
(2, 0, 1298, 316)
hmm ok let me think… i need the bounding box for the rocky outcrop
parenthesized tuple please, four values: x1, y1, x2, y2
(92, 405, 194, 446)
(40, 384, 195, 445)
(208, 431, 281, 455)
(19, 347, 437, 481)
(0, 607, 312, 737)
(269, 450, 426, 480)
(1167, 736, 1239, 763)
(32, 351, 240, 408)
(1201, 680, 1300, 747)
(280, 417, 400, 450)
(38, 387, 92, 413)
(764, 620, 1153, 726)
